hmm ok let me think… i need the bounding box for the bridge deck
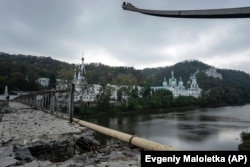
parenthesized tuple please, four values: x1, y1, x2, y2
(0, 102, 140, 167)
(1, 102, 84, 146)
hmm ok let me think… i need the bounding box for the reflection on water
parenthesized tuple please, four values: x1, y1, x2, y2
(85, 104, 250, 150)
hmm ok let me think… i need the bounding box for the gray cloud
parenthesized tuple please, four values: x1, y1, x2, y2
(0, 0, 250, 73)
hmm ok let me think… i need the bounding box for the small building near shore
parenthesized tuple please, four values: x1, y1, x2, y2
(36, 78, 50, 87)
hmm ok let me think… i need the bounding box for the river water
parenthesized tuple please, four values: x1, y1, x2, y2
(85, 104, 250, 150)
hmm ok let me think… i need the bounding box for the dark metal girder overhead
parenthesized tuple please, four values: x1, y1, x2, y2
(122, 2, 250, 19)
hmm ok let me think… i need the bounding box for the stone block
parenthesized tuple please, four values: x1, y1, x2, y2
(0, 156, 18, 167)
(38, 160, 52, 167)
(24, 161, 40, 167)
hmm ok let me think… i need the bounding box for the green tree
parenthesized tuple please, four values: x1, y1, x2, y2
(10, 72, 25, 90)
(224, 87, 244, 105)
(49, 74, 57, 89)
(140, 82, 152, 109)
(96, 85, 111, 111)
(174, 96, 196, 107)
(205, 87, 224, 106)
(151, 89, 173, 108)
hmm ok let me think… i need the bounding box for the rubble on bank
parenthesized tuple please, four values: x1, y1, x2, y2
(0, 102, 140, 167)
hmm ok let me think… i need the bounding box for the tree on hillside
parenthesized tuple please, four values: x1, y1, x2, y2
(96, 84, 112, 111)
(49, 74, 57, 89)
(10, 72, 26, 90)
(150, 89, 173, 108)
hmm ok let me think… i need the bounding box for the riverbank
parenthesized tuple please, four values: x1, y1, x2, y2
(75, 102, 250, 120)
(75, 104, 217, 120)
(239, 132, 250, 150)
(0, 102, 140, 167)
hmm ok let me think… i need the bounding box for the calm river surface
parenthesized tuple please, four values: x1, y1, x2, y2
(85, 104, 250, 150)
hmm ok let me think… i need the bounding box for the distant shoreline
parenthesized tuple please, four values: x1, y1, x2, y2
(75, 103, 250, 119)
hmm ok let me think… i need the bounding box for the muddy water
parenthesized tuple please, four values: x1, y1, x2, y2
(86, 104, 250, 150)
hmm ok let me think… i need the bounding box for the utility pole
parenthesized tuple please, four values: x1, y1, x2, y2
(69, 83, 75, 123)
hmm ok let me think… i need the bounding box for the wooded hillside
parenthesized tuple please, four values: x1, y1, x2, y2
(1, 52, 250, 107)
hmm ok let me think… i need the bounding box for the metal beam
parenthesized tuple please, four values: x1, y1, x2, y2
(73, 118, 174, 151)
(122, 2, 250, 19)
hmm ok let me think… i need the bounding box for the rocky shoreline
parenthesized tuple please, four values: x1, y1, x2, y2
(0, 102, 140, 167)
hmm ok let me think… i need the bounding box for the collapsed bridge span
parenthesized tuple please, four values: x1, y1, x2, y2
(122, 2, 250, 19)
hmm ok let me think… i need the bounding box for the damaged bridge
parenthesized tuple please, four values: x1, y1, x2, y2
(0, 84, 173, 166)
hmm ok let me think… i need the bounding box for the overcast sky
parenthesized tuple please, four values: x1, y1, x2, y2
(1, 0, 250, 73)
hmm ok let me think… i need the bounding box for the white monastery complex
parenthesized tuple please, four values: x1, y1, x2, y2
(35, 57, 202, 103)
(151, 70, 201, 98)
(71, 57, 201, 102)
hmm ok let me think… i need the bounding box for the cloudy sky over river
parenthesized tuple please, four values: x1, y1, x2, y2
(1, 0, 250, 73)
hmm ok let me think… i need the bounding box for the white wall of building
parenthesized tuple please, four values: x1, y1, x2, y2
(36, 78, 50, 87)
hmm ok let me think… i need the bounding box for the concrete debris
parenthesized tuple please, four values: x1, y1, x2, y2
(0, 102, 140, 167)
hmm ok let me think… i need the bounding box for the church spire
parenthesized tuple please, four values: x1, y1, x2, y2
(81, 52, 86, 75)
(81, 52, 84, 62)
(163, 77, 167, 87)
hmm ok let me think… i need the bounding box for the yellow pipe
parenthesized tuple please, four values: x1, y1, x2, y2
(73, 118, 174, 151)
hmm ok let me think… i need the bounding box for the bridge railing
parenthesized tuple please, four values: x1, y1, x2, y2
(14, 84, 75, 121)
